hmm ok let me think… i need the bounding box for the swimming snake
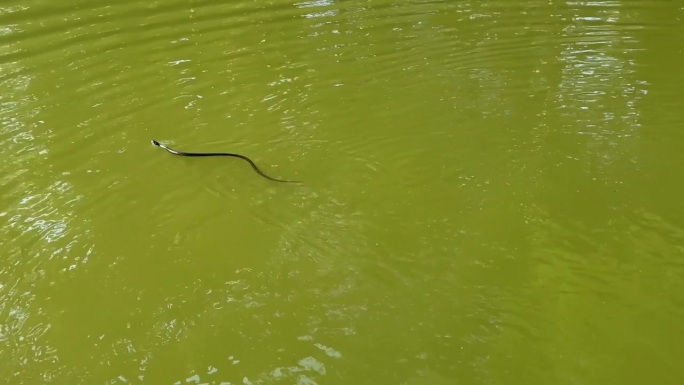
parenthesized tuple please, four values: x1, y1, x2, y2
(151, 140, 300, 183)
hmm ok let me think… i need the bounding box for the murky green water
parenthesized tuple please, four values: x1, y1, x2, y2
(2, 0, 684, 384)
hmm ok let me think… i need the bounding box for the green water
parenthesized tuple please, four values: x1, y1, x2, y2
(2, 0, 684, 384)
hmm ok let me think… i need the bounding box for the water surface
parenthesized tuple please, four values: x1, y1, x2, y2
(1, 0, 684, 384)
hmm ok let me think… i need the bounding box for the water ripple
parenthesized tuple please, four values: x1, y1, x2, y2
(2, 0, 683, 382)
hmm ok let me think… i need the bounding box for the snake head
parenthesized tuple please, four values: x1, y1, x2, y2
(151, 140, 160, 146)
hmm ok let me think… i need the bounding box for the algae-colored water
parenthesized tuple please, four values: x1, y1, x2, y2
(2, 0, 683, 384)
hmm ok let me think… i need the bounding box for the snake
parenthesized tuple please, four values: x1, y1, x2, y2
(151, 140, 300, 183)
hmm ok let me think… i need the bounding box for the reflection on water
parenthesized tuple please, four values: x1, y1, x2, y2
(1, 0, 684, 384)
(0, 62, 90, 381)
(556, 5, 645, 169)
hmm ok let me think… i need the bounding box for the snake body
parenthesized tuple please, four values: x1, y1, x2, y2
(151, 140, 300, 183)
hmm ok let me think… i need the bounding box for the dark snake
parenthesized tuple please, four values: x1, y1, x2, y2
(151, 140, 300, 183)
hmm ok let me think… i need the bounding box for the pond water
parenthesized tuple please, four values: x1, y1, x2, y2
(2, 0, 684, 384)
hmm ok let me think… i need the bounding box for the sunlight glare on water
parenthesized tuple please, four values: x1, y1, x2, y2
(1, 0, 684, 384)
